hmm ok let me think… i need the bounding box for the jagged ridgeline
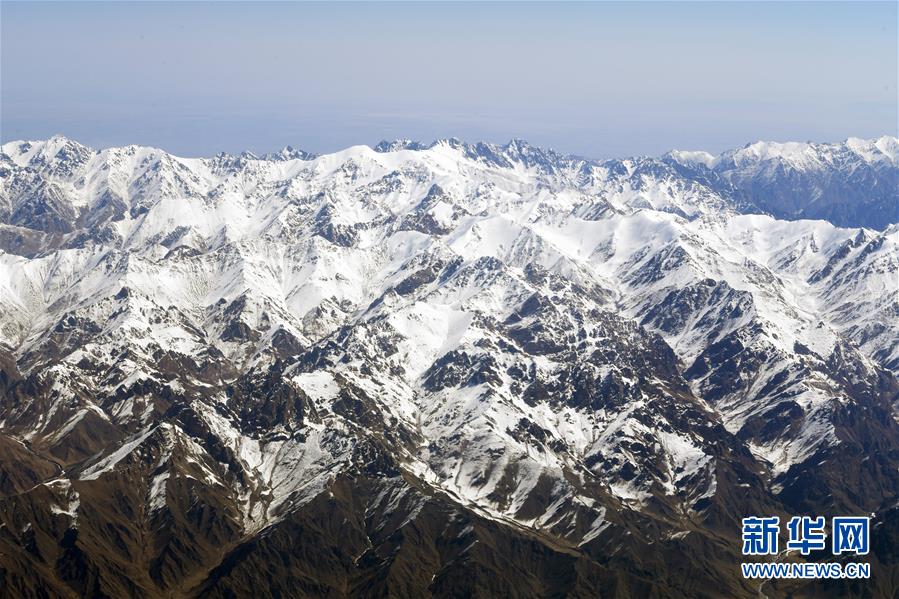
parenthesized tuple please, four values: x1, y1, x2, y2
(0, 135, 897, 597)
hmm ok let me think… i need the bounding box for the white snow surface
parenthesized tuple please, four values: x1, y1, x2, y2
(1, 135, 896, 541)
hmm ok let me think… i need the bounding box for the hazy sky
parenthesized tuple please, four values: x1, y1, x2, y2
(1, 1, 896, 158)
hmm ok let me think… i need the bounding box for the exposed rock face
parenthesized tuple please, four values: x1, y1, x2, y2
(0, 135, 897, 597)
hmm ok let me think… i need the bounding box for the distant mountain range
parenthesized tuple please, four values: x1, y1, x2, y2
(0, 135, 897, 597)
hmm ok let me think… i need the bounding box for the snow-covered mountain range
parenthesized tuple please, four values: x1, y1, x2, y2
(0, 135, 897, 597)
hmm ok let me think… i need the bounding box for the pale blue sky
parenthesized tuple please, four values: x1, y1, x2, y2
(1, 1, 896, 158)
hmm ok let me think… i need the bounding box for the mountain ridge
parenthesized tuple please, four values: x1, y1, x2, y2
(0, 134, 897, 597)
(4, 133, 895, 230)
